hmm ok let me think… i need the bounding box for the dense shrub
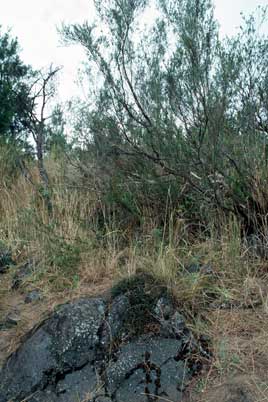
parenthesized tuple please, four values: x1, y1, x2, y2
(62, 0, 268, 237)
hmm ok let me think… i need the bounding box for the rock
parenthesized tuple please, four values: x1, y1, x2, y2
(106, 336, 190, 401)
(154, 297, 174, 319)
(55, 363, 100, 402)
(0, 245, 13, 274)
(0, 311, 20, 330)
(11, 259, 36, 289)
(1, 324, 56, 401)
(0, 298, 106, 402)
(0, 289, 203, 402)
(24, 290, 42, 303)
(166, 311, 187, 337)
(101, 294, 130, 348)
(26, 388, 58, 402)
(29, 388, 112, 402)
(154, 298, 187, 338)
(4, 311, 20, 326)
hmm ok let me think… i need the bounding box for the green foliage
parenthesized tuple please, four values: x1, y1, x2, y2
(0, 142, 27, 185)
(0, 28, 35, 185)
(46, 239, 81, 272)
(0, 27, 31, 143)
(62, 1, 268, 236)
(45, 104, 70, 157)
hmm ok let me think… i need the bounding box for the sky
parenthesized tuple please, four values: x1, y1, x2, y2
(1, 0, 268, 102)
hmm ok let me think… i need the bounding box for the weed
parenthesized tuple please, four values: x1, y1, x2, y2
(111, 272, 172, 336)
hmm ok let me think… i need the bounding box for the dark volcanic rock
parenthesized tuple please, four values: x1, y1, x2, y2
(154, 297, 188, 338)
(2, 326, 56, 400)
(24, 289, 42, 303)
(106, 336, 189, 402)
(55, 364, 100, 402)
(101, 294, 130, 348)
(26, 388, 58, 402)
(27, 364, 101, 402)
(0, 285, 204, 402)
(11, 260, 36, 289)
(0, 298, 106, 402)
(0, 310, 21, 330)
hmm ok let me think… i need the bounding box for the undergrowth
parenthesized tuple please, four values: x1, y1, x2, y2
(0, 158, 267, 316)
(1, 158, 268, 402)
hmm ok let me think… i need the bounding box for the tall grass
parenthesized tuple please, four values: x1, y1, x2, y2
(2, 156, 268, 401)
(0, 156, 267, 315)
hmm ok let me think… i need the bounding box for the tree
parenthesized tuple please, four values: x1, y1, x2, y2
(0, 27, 31, 144)
(0, 28, 63, 201)
(0, 27, 35, 184)
(23, 65, 60, 192)
(62, 1, 268, 235)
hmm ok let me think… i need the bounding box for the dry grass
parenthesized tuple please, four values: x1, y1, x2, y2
(184, 307, 268, 401)
(1, 159, 267, 306)
(1, 159, 268, 401)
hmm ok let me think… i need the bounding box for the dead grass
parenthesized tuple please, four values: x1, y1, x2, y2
(2, 160, 268, 401)
(184, 306, 268, 401)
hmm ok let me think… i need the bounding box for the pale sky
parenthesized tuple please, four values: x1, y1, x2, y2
(1, 0, 268, 102)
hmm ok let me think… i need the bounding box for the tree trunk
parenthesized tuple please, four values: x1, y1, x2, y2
(36, 127, 52, 214)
